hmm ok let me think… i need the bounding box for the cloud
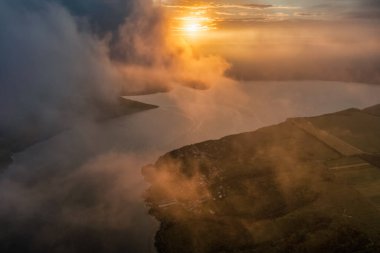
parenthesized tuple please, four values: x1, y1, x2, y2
(345, 0, 380, 19)
(164, 3, 272, 10)
(54, 0, 134, 35)
(0, 150, 159, 253)
(0, 1, 230, 252)
(205, 20, 380, 84)
(0, 0, 121, 134)
(111, 4, 229, 92)
(167, 0, 380, 23)
(0, 0, 229, 139)
(294, 0, 380, 21)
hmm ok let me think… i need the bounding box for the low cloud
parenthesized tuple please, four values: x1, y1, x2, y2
(0, 0, 229, 138)
(206, 20, 380, 84)
(0, 151, 158, 253)
(0, 1, 229, 252)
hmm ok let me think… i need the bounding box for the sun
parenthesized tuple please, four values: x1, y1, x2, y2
(183, 22, 203, 33)
(175, 16, 213, 35)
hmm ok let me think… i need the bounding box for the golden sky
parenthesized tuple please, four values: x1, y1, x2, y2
(159, 0, 379, 26)
(155, 0, 380, 84)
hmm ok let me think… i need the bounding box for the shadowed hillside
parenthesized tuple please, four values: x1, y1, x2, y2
(364, 104, 380, 117)
(144, 104, 380, 253)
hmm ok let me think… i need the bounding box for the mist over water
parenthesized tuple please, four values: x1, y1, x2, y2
(1, 81, 379, 253)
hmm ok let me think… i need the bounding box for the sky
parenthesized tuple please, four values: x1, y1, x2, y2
(154, 0, 380, 84)
(161, 0, 380, 24)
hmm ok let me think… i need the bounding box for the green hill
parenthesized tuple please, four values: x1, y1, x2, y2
(144, 104, 380, 253)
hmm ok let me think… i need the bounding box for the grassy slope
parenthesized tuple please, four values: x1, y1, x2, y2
(146, 106, 380, 253)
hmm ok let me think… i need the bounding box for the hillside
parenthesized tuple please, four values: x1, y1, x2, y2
(143, 104, 380, 253)
(363, 104, 380, 117)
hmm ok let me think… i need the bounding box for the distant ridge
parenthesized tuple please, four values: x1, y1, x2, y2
(97, 97, 159, 121)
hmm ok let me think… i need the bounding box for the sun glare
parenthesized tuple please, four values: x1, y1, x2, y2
(184, 22, 203, 33)
(175, 16, 214, 36)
